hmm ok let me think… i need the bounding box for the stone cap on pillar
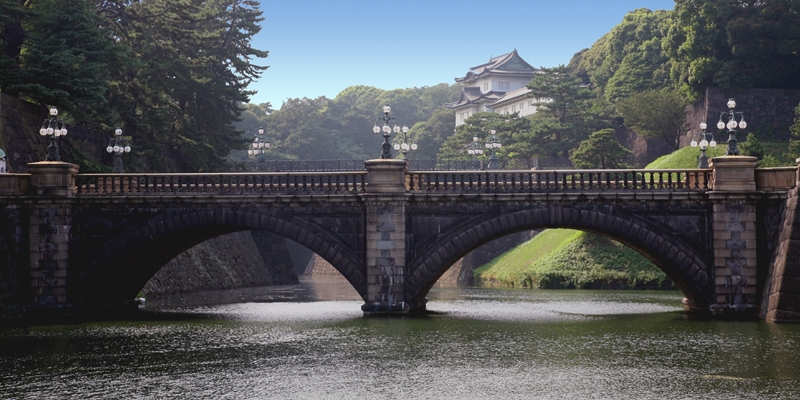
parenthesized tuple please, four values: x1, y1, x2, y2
(27, 161, 79, 196)
(709, 156, 757, 191)
(365, 159, 407, 193)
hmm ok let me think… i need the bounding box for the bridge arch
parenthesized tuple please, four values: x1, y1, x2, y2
(73, 207, 366, 309)
(406, 205, 714, 311)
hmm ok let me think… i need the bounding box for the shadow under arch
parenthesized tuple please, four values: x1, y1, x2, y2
(406, 206, 714, 312)
(73, 208, 366, 309)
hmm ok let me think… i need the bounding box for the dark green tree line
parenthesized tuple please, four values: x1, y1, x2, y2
(1, 0, 268, 171)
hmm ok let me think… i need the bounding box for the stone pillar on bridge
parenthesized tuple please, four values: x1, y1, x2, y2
(708, 156, 759, 315)
(26, 162, 78, 312)
(361, 159, 412, 315)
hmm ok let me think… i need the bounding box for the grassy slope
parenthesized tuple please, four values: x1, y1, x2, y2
(471, 148, 719, 290)
(474, 230, 672, 289)
(647, 145, 727, 169)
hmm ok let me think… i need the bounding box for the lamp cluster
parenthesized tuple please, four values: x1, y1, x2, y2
(690, 122, 716, 168)
(690, 97, 748, 167)
(467, 136, 484, 170)
(717, 98, 747, 156)
(106, 128, 131, 173)
(485, 128, 502, 169)
(248, 127, 270, 170)
(393, 129, 417, 160)
(39, 107, 68, 161)
(372, 104, 408, 159)
(106, 128, 131, 155)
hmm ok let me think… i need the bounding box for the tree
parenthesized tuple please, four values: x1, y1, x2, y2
(0, 0, 118, 120)
(570, 129, 631, 169)
(94, 0, 269, 171)
(515, 65, 609, 158)
(406, 107, 455, 160)
(664, 0, 800, 101)
(616, 88, 689, 150)
(576, 8, 673, 103)
(437, 111, 529, 160)
(0, 0, 269, 172)
(739, 132, 764, 159)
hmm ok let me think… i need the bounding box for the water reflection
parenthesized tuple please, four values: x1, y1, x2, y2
(2, 275, 799, 400)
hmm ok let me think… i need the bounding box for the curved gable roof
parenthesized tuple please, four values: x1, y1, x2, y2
(455, 49, 540, 83)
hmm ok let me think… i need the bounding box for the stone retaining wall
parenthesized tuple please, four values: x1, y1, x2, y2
(438, 230, 538, 285)
(684, 87, 800, 146)
(0, 93, 49, 172)
(143, 231, 297, 298)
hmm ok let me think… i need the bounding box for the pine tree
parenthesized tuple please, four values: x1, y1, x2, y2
(570, 129, 631, 169)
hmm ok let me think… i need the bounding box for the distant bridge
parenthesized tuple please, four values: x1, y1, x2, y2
(1, 157, 799, 322)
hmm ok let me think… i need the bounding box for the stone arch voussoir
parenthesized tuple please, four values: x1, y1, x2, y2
(407, 206, 713, 310)
(75, 208, 366, 308)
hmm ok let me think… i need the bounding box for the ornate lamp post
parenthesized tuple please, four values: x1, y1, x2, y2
(106, 128, 131, 173)
(248, 127, 270, 170)
(467, 135, 484, 170)
(372, 104, 407, 159)
(690, 121, 717, 168)
(716, 98, 747, 156)
(393, 130, 417, 160)
(484, 127, 502, 169)
(38, 107, 68, 161)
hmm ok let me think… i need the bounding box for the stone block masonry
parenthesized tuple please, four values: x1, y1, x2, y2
(684, 87, 800, 147)
(143, 231, 295, 298)
(762, 186, 800, 322)
(0, 203, 26, 319)
(0, 93, 50, 173)
(709, 156, 760, 315)
(362, 201, 409, 313)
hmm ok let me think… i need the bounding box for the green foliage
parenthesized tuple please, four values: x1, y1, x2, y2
(739, 133, 764, 159)
(0, 0, 118, 120)
(241, 84, 462, 161)
(407, 107, 455, 160)
(1, 0, 269, 172)
(437, 111, 529, 160)
(570, 129, 631, 169)
(664, 0, 800, 101)
(645, 144, 727, 169)
(517, 65, 610, 158)
(616, 88, 690, 150)
(474, 230, 672, 289)
(577, 8, 673, 103)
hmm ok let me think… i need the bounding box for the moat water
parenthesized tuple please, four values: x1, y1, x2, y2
(2, 276, 800, 399)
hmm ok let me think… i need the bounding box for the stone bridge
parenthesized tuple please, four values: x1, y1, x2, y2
(2, 157, 800, 322)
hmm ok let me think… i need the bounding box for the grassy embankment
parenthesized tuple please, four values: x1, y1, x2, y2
(473, 145, 736, 290)
(473, 229, 673, 289)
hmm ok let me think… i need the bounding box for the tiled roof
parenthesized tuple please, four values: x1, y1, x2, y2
(445, 87, 505, 110)
(490, 87, 532, 107)
(455, 49, 539, 83)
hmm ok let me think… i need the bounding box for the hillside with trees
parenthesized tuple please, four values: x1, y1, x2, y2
(233, 84, 462, 161)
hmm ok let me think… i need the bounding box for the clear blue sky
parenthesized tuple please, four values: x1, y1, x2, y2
(248, 0, 676, 110)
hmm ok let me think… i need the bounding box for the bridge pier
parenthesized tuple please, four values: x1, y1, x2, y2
(361, 159, 414, 315)
(26, 162, 78, 314)
(709, 156, 759, 316)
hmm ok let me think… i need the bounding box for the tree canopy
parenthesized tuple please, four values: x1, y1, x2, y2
(575, 8, 673, 103)
(664, 0, 800, 101)
(570, 129, 632, 169)
(519, 65, 610, 158)
(1, 0, 268, 171)
(616, 88, 689, 150)
(233, 84, 462, 161)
